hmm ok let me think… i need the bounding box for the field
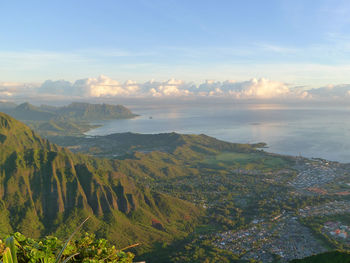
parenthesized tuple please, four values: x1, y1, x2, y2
(203, 152, 290, 171)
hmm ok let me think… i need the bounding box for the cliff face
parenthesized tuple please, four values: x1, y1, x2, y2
(0, 113, 201, 248)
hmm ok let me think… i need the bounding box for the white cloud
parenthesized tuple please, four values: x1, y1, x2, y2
(4, 75, 350, 101)
(37, 75, 141, 97)
(0, 90, 13, 97)
(0, 82, 38, 99)
(73, 75, 141, 97)
(39, 80, 73, 95)
(232, 78, 290, 99)
(306, 84, 350, 99)
(197, 78, 291, 99)
(145, 78, 194, 97)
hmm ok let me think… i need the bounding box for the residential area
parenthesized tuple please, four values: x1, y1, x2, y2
(214, 214, 327, 262)
(212, 158, 350, 262)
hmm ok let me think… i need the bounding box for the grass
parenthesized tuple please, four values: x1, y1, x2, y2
(203, 152, 289, 170)
(194, 224, 223, 235)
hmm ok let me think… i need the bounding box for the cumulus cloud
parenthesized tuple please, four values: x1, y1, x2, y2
(37, 75, 141, 97)
(197, 78, 291, 99)
(143, 78, 195, 97)
(39, 80, 73, 95)
(74, 75, 140, 97)
(34, 76, 296, 99)
(236, 78, 290, 98)
(0, 82, 37, 98)
(37, 76, 294, 99)
(306, 84, 350, 99)
(3, 75, 350, 101)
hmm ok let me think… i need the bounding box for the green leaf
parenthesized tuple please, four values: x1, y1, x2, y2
(54, 217, 89, 263)
(61, 253, 79, 263)
(4, 237, 17, 263)
(2, 247, 13, 263)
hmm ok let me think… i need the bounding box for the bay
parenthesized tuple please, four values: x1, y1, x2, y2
(86, 103, 350, 163)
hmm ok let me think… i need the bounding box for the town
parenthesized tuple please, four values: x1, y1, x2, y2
(214, 213, 327, 262)
(211, 157, 350, 262)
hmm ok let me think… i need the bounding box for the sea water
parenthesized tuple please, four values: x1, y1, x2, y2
(86, 103, 350, 163)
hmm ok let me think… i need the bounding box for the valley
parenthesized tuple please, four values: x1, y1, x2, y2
(1, 105, 350, 262)
(40, 123, 350, 262)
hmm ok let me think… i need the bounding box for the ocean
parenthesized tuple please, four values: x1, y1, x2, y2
(86, 102, 350, 163)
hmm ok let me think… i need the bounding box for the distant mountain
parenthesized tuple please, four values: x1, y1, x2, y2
(39, 104, 59, 112)
(0, 102, 136, 122)
(0, 112, 201, 249)
(4, 102, 57, 121)
(56, 102, 137, 121)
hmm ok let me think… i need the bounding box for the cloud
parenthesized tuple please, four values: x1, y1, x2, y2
(0, 82, 38, 98)
(142, 78, 195, 97)
(196, 78, 293, 99)
(4, 75, 350, 101)
(39, 80, 73, 95)
(80, 76, 141, 97)
(234, 78, 290, 99)
(306, 84, 350, 99)
(37, 75, 141, 97)
(64, 76, 305, 99)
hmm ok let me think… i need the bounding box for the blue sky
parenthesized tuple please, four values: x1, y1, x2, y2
(1, 0, 350, 86)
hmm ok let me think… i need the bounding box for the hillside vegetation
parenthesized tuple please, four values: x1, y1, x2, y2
(0, 232, 135, 263)
(1, 112, 337, 262)
(51, 131, 299, 228)
(289, 250, 350, 263)
(0, 112, 201, 252)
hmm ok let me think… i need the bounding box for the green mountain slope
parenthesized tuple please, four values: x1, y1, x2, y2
(0, 113, 201, 250)
(49, 132, 266, 158)
(29, 119, 99, 137)
(50, 130, 295, 228)
(289, 250, 350, 263)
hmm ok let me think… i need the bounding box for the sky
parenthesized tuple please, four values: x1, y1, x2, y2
(1, 0, 350, 99)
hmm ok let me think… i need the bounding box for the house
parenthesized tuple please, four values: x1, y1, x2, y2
(339, 232, 348, 239)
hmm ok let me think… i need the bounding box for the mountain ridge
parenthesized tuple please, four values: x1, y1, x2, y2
(0, 102, 137, 122)
(0, 112, 201, 250)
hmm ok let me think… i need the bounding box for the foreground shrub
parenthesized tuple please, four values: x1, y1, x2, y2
(0, 232, 135, 263)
